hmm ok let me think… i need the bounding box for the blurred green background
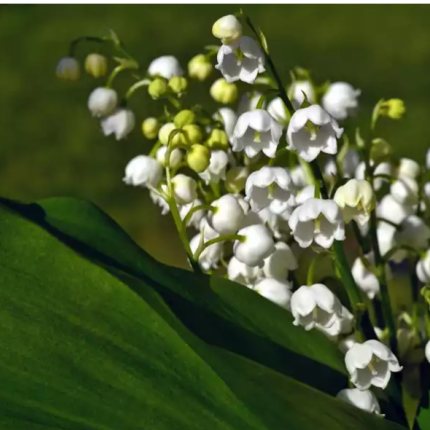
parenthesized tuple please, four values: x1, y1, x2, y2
(1, 4, 429, 267)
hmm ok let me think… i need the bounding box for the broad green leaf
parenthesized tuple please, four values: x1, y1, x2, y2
(0, 199, 407, 429)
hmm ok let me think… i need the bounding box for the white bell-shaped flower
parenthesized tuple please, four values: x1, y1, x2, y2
(263, 241, 297, 280)
(180, 199, 206, 230)
(322, 82, 361, 121)
(150, 190, 170, 215)
(336, 389, 382, 416)
(216, 36, 265, 84)
(245, 166, 296, 214)
(355, 161, 392, 191)
(208, 194, 245, 234)
(345, 340, 402, 390)
(287, 105, 343, 162)
(232, 109, 283, 159)
(352, 256, 380, 299)
(334, 179, 376, 226)
(228, 256, 262, 286)
(267, 97, 289, 125)
(155, 146, 183, 169)
(290, 80, 315, 109)
(290, 165, 309, 189)
(214, 107, 238, 138)
(88, 87, 117, 117)
(238, 91, 262, 114)
(101, 109, 135, 140)
(233, 224, 275, 267)
(257, 207, 290, 240)
(417, 251, 430, 284)
(288, 198, 345, 248)
(395, 215, 430, 254)
(253, 277, 292, 310)
(123, 155, 163, 187)
(296, 185, 316, 206)
(324, 157, 337, 177)
(398, 158, 420, 180)
(171, 174, 197, 204)
(290, 283, 343, 333)
(390, 176, 419, 206)
(190, 233, 223, 272)
(148, 55, 183, 79)
(377, 194, 413, 226)
(318, 305, 354, 338)
(425, 340, 430, 363)
(198, 150, 229, 185)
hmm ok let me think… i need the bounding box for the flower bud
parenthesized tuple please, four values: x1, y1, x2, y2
(168, 76, 188, 94)
(171, 174, 197, 204)
(182, 124, 203, 145)
(188, 54, 213, 81)
(370, 138, 392, 162)
(209, 194, 245, 234)
(380, 99, 405, 119)
(212, 15, 242, 45)
(148, 78, 168, 99)
(206, 129, 229, 150)
(210, 78, 238, 104)
(186, 144, 211, 173)
(333, 179, 376, 226)
(56, 57, 80, 81)
(87, 87, 117, 117)
(142, 117, 160, 140)
(174, 110, 196, 128)
(225, 166, 248, 194)
(156, 146, 183, 169)
(158, 123, 176, 145)
(84, 53, 108, 78)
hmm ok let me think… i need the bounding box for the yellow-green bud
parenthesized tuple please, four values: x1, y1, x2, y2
(84, 53, 108, 78)
(158, 122, 177, 145)
(142, 117, 160, 140)
(188, 54, 213, 81)
(182, 124, 203, 145)
(210, 78, 238, 104)
(186, 144, 211, 173)
(212, 15, 242, 45)
(370, 138, 391, 162)
(56, 57, 80, 81)
(225, 167, 249, 193)
(206, 129, 229, 150)
(168, 76, 188, 94)
(148, 78, 168, 99)
(174, 110, 196, 128)
(380, 99, 405, 120)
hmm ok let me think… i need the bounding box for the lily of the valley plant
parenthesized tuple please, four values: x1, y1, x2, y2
(57, 11, 430, 426)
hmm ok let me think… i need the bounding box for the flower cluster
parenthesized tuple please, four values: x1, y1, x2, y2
(58, 11, 430, 420)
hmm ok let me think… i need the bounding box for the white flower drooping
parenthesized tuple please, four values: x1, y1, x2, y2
(190, 232, 223, 272)
(233, 224, 275, 267)
(290, 283, 343, 333)
(322, 82, 361, 121)
(148, 55, 183, 79)
(232, 110, 283, 159)
(267, 97, 289, 125)
(170, 174, 197, 204)
(245, 166, 296, 214)
(253, 278, 292, 310)
(336, 389, 382, 416)
(263, 241, 297, 280)
(88, 87, 118, 117)
(345, 340, 402, 390)
(208, 194, 245, 234)
(227, 256, 262, 286)
(198, 150, 229, 185)
(56, 57, 80, 80)
(333, 179, 376, 226)
(352, 256, 380, 300)
(288, 198, 345, 248)
(216, 36, 265, 84)
(390, 176, 419, 206)
(290, 80, 316, 109)
(155, 146, 183, 169)
(287, 105, 343, 162)
(395, 215, 430, 254)
(416, 250, 430, 284)
(214, 107, 238, 138)
(212, 14, 242, 45)
(179, 199, 206, 230)
(101, 109, 135, 140)
(123, 155, 163, 187)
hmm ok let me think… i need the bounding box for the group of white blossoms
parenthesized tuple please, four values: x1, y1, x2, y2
(57, 13, 430, 418)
